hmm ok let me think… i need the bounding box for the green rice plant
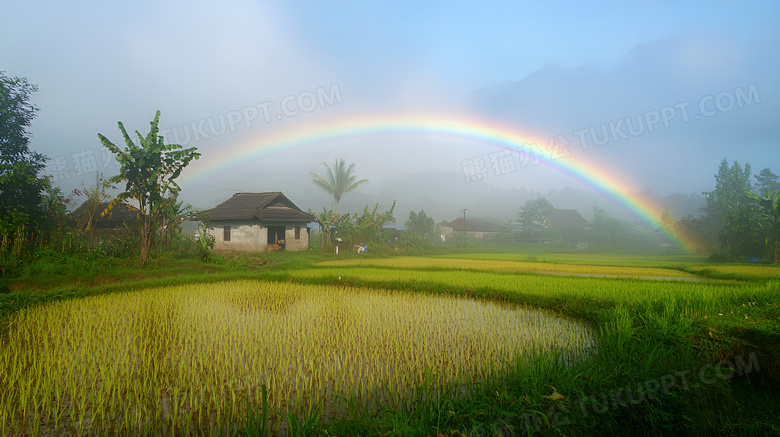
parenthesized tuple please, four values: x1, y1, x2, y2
(435, 252, 707, 267)
(234, 384, 271, 437)
(0, 280, 593, 435)
(598, 306, 639, 359)
(691, 264, 780, 278)
(294, 266, 769, 322)
(319, 256, 698, 278)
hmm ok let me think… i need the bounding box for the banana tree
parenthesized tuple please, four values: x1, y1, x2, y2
(309, 208, 338, 249)
(99, 111, 199, 267)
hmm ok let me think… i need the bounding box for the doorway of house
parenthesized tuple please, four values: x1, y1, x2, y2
(267, 226, 286, 251)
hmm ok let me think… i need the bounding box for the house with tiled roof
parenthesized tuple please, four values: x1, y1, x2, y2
(68, 201, 139, 244)
(519, 208, 590, 243)
(69, 201, 138, 228)
(547, 209, 589, 229)
(202, 192, 315, 252)
(441, 217, 504, 239)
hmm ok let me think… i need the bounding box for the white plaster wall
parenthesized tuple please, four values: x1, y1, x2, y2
(208, 221, 310, 252)
(284, 225, 310, 251)
(209, 221, 267, 252)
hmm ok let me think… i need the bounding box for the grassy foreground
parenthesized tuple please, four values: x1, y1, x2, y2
(1, 250, 779, 436)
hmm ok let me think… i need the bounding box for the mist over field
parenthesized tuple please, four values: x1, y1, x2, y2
(1, 1, 777, 227)
(270, 170, 706, 225)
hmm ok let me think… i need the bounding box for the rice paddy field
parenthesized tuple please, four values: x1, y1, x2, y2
(434, 252, 703, 267)
(690, 264, 780, 279)
(1, 281, 593, 435)
(1, 251, 779, 436)
(317, 257, 700, 278)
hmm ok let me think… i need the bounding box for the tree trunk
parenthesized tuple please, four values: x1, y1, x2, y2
(139, 214, 151, 267)
(774, 217, 779, 265)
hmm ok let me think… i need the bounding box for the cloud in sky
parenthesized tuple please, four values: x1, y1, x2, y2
(1, 1, 778, 219)
(470, 30, 778, 194)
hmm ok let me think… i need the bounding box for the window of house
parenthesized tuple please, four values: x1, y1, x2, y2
(224, 226, 231, 242)
(295, 227, 301, 240)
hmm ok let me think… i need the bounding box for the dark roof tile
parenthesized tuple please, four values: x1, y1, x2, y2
(203, 192, 315, 223)
(68, 201, 138, 226)
(446, 217, 502, 232)
(548, 209, 589, 227)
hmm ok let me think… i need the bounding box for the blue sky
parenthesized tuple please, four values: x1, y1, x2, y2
(1, 1, 778, 220)
(275, 2, 776, 86)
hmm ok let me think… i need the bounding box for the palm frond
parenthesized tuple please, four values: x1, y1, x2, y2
(310, 158, 368, 215)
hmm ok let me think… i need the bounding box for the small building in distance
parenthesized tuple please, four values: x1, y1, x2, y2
(440, 209, 589, 243)
(547, 208, 589, 229)
(68, 201, 138, 244)
(519, 208, 590, 244)
(441, 217, 503, 239)
(202, 192, 315, 252)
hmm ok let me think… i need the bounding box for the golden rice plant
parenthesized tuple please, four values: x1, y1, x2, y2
(319, 257, 697, 278)
(0, 280, 593, 436)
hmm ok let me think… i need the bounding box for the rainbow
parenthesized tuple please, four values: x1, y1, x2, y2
(179, 115, 697, 251)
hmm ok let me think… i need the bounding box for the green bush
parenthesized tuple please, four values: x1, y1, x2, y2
(24, 250, 71, 276)
(196, 230, 215, 262)
(0, 254, 22, 278)
(19, 249, 117, 280)
(401, 232, 433, 250)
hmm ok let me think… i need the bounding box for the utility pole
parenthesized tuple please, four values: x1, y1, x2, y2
(460, 208, 467, 232)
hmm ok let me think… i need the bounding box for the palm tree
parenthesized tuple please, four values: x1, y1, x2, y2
(310, 159, 368, 216)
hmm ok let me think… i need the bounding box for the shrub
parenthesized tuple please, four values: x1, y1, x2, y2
(196, 229, 215, 262)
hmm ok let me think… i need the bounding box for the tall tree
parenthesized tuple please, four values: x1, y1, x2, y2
(591, 207, 626, 247)
(310, 159, 368, 216)
(405, 209, 435, 239)
(0, 72, 41, 165)
(0, 72, 50, 258)
(754, 168, 780, 194)
(703, 159, 760, 257)
(746, 189, 780, 264)
(517, 197, 554, 232)
(99, 111, 199, 267)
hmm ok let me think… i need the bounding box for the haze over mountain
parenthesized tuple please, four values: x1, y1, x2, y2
(469, 31, 778, 196)
(1, 2, 776, 223)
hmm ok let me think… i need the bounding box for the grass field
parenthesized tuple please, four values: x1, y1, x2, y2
(1, 250, 779, 436)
